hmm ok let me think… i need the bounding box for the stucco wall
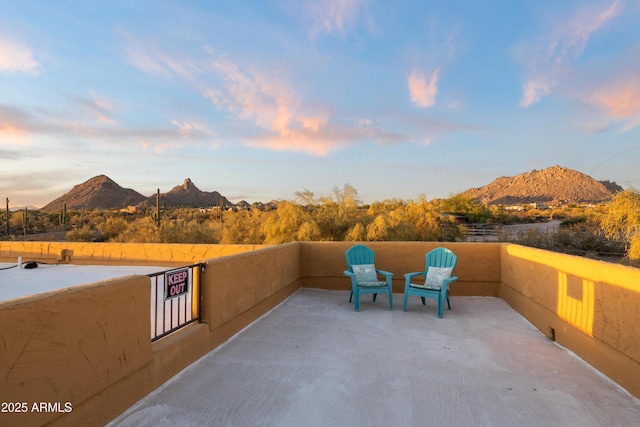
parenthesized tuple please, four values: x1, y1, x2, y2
(2, 241, 639, 426)
(0, 242, 303, 427)
(500, 243, 640, 398)
(299, 241, 502, 296)
(0, 275, 152, 427)
(201, 242, 301, 348)
(0, 241, 264, 266)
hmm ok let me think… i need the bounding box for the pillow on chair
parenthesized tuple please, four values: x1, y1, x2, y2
(352, 264, 378, 284)
(424, 267, 454, 289)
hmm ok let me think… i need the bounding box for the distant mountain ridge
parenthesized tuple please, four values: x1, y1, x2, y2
(40, 176, 231, 212)
(462, 166, 623, 206)
(39, 166, 623, 211)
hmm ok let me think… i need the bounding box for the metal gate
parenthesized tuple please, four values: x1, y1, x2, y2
(148, 263, 204, 342)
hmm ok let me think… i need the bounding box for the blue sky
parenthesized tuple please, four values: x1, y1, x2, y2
(1, 0, 639, 207)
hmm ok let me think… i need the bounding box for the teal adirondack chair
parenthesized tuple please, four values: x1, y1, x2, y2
(343, 245, 393, 312)
(403, 247, 458, 317)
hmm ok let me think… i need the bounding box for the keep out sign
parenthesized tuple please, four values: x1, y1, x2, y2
(165, 268, 190, 300)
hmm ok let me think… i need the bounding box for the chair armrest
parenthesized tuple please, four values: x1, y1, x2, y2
(376, 269, 393, 279)
(376, 269, 393, 286)
(404, 272, 424, 280)
(439, 276, 458, 294)
(343, 270, 355, 278)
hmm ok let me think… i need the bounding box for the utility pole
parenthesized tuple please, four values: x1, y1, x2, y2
(23, 207, 27, 236)
(5, 198, 9, 235)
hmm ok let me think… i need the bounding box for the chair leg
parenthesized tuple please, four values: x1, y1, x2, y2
(421, 296, 426, 305)
(403, 292, 409, 311)
(387, 288, 393, 310)
(354, 289, 360, 312)
(437, 296, 444, 318)
(372, 293, 377, 302)
(446, 296, 451, 310)
(349, 291, 353, 303)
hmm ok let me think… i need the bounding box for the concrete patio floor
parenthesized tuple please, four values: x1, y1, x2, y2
(109, 289, 640, 427)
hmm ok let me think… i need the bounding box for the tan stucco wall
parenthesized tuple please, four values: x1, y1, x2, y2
(2, 241, 639, 426)
(500, 243, 640, 398)
(0, 241, 264, 266)
(0, 275, 152, 427)
(0, 242, 302, 427)
(201, 242, 302, 349)
(299, 241, 502, 296)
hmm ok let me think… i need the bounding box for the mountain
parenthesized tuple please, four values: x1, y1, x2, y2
(148, 178, 230, 208)
(40, 175, 147, 212)
(462, 166, 623, 206)
(40, 176, 232, 211)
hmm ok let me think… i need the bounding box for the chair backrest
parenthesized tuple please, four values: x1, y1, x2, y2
(345, 244, 375, 271)
(425, 247, 457, 269)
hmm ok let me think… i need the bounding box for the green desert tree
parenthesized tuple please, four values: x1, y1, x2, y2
(263, 201, 320, 243)
(600, 189, 640, 261)
(366, 215, 390, 241)
(99, 216, 128, 240)
(441, 194, 492, 223)
(404, 197, 443, 240)
(66, 225, 103, 242)
(344, 222, 367, 241)
(111, 216, 160, 243)
(315, 184, 361, 240)
(220, 209, 265, 244)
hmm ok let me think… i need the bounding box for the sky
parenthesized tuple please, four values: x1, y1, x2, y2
(1, 0, 640, 208)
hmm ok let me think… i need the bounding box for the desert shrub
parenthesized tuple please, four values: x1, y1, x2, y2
(600, 189, 640, 260)
(440, 194, 492, 223)
(99, 217, 128, 240)
(66, 225, 104, 242)
(513, 229, 554, 250)
(560, 216, 587, 227)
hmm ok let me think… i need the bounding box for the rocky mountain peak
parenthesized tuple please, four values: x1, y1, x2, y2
(462, 165, 622, 206)
(40, 175, 146, 211)
(180, 178, 197, 191)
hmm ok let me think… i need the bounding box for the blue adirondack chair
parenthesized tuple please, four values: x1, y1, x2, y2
(403, 247, 458, 317)
(343, 245, 393, 312)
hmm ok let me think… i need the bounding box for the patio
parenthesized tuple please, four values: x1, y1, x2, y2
(109, 289, 640, 427)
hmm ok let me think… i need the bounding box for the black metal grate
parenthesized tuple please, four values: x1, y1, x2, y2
(148, 263, 204, 342)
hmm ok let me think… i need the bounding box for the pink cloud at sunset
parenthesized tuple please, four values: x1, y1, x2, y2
(519, 1, 622, 107)
(408, 68, 439, 108)
(0, 37, 40, 73)
(588, 77, 640, 132)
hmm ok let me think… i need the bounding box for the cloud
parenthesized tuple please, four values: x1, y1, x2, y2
(0, 37, 40, 73)
(519, 1, 623, 107)
(0, 148, 25, 160)
(201, 52, 356, 155)
(587, 76, 640, 132)
(520, 79, 551, 108)
(171, 119, 211, 138)
(73, 93, 117, 125)
(408, 68, 439, 108)
(303, 0, 371, 38)
(0, 103, 208, 151)
(123, 35, 201, 80)
(122, 36, 473, 155)
(0, 105, 36, 144)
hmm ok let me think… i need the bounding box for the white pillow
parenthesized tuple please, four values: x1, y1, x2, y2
(424, 267, 454, 288)
(352, 264, 378, 284)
